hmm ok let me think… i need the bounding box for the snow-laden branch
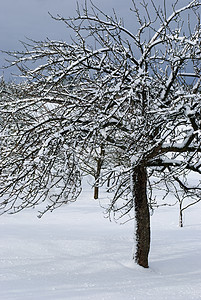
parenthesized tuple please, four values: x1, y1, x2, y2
(139, 0, 201, 64)
(0, 0, 200, 222)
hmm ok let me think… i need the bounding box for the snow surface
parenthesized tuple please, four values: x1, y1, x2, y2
(0, 181, 201, 300)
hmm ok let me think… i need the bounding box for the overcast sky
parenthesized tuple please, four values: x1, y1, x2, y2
(0, 0, 133, 78)
(0, 0, 197, 80)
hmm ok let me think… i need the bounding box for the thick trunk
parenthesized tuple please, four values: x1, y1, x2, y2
(94, 157, 102, 199)
(94, 144, 105, 200)
(132, 164, 150, 268)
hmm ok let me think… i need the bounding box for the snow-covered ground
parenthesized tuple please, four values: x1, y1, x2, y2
(0, 183, 201, 300)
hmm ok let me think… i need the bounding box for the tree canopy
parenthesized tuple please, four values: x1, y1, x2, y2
(0, 0, 200, 267)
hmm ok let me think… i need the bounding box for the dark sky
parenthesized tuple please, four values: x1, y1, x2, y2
(0, 0, 196, 80)
(0, 0, 133, 78)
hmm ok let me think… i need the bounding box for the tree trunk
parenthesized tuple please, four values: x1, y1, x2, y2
(132, 164, 150, 268)
(94, 144, 105, 199)
(179, 201, 183, 227)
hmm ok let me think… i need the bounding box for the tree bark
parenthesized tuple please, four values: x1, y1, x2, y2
(94, 144, 105, 199)
(132, 164, 150, 268)
(179, 201, 183, 227)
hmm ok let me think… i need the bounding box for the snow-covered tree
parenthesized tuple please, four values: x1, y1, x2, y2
(0, 0, 201, 268)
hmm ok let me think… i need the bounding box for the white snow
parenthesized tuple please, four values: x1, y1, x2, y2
(0, 182, 201, 300)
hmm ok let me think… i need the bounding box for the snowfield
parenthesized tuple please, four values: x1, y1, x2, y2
(0, 183, 201, 300)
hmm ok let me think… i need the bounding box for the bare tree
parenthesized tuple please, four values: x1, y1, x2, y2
(0, 0, 200, 268)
